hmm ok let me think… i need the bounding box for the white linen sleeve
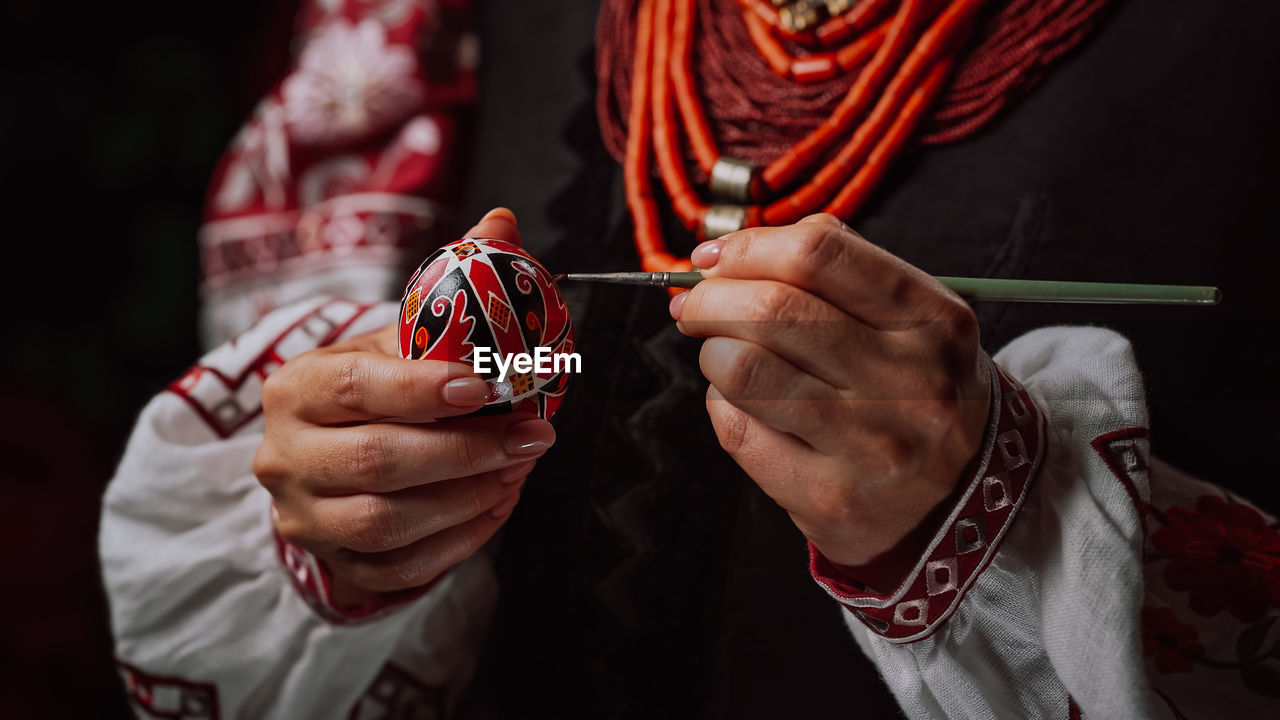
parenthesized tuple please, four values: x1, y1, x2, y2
(809, 326, 1280, 719)
(99, 297, 497, 720)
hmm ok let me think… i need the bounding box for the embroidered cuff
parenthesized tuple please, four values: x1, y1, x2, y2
(273, 523, 440, 626)
(810, 359, 1047, 643)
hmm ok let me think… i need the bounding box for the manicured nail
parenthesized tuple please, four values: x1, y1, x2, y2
(443, 377, 490, 406)
(480, 207, 518, 227)
(500, 459, 537, 484)
(668, 291, 688, 320)
(502, 418, 556, 455)
(491, 491, 521, 518)
(690, 239, 724, 268)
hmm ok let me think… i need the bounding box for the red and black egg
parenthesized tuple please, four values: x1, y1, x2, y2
(398, 237, 574, 419)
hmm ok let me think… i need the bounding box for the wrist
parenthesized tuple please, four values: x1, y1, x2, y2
(817, 456, 977, 593)
(271, 506, 440, 624)
(809, 359, 1046, 642)
(809, 350, 994, 571)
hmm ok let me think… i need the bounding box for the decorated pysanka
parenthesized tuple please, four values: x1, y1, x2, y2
(398, 237, 574, 419)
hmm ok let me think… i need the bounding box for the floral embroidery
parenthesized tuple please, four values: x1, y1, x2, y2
(214, 99, 291, 213)
(283, 19, 424, 146)
(1141, 606, 1204, 674)
(1153, 496, 1280, 621)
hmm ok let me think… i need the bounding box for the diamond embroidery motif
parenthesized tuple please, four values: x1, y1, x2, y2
(926, 557, 959, 596)
(955, 515, 987, 555)
(893, 598, 929, 627)
(997, 429, 1029, 469)
(983, 473, 1012, 512)
(486, 293, 512, 332)
(1005, 391, 1032, 426)
(854, 610, 890, 634)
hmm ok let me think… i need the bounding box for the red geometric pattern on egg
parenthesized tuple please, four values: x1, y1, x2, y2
(397, 237, 574, 420)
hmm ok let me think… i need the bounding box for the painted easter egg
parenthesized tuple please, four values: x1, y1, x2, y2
(398, 237, 575, 419)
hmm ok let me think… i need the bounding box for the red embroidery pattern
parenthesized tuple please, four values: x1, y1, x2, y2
(809, 363, 1047, 643)
(273, 528, 438, 625)
(348, 663, 445, 719)
(1153, 497, 1280, 622)
(1091, 426, 1151, 535)
(200, 192, 443, 292)
(167, 299, 375, 438)
(117, 661, 220, 720)
(1143, 494, 1280, 712)
(199, 0, 477, 329)
(1141, 606, 1205, 674)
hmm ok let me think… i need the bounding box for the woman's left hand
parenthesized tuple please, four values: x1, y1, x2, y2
(671, 214, 991, 582)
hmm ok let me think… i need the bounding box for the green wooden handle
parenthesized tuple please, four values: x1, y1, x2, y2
(568, 271, 1222, 305)
(934, 277, 1221, 305)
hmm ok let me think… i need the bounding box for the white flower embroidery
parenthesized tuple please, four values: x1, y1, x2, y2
(214, 99, 290, 213)
(283, 19, 424, 146)
(313, 0, 433, 28)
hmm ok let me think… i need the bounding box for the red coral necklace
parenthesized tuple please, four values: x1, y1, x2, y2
(596, 0, 1114, 273)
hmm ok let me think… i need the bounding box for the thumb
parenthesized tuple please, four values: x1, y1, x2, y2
(464, 207, 521, 247)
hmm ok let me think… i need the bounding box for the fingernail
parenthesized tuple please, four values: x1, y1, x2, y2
(502, 419, 556, 455)
(690, 239, 724, 268)
(443, 377, 490, 406)
(500, 459, 537, 484)
(668, 291, 688, 320)
(491, 491, 521, 518)
(480, 207, 518, 227)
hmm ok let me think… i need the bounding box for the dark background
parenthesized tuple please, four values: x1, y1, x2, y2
(0, 2, 297, 716)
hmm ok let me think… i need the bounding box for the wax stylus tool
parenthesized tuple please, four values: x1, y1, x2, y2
(553, 271, 1222, 305)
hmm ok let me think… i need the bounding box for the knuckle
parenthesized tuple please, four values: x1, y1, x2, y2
(753, 284, 801, 322)
(710, 394, 751, 456)
(252, 441, 285, 490)
(887, 274, 917, 317)
(443, 522, 487, 568)
(910, 384, 962, 438)
(803, 212, 843, 227)
(273, 506, 318, 549)
(350, 494, 404, 551)
(332, 356, 365, 414)
(387, 561, 432, 591)
(461, 485, 486, 518)
(260, 367, 293, 415)
(719, 228, 755, 268)
(721, 345, 766, 401)
(350, 431, 390, 486)
(870, 431, 917, 480)
(936, 294, 979, 339)
(387, 365, 420, 407)
(442, 428, 484, 469)
(680, 284, 707, 323)
(352, 560, 419, 593)
(788, 225, 846, 286)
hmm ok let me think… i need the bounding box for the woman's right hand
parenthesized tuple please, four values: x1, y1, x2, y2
(253, 209, 554, 608)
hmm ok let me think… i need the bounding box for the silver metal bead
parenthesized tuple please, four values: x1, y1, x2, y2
(702, 205, 748, 241)
(709, 158, 757, 204)
(825, 0, 858, 16)
(780, 0, 823, 33)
